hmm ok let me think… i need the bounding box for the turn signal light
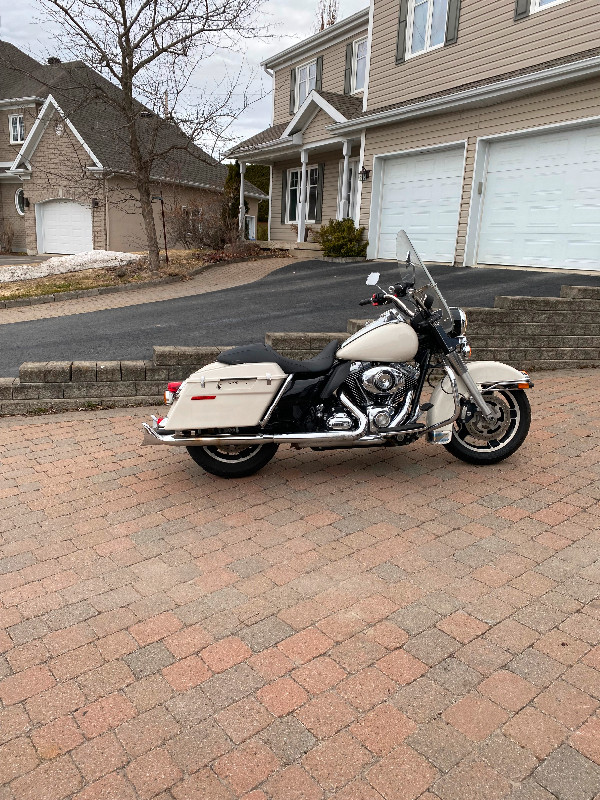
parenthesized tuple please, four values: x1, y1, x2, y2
(517, 382, 530, 389)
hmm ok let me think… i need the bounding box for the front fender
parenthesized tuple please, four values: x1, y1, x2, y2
(426, 361, 532, 443)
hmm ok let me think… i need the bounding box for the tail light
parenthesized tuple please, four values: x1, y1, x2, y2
(164, 381, 182, 406)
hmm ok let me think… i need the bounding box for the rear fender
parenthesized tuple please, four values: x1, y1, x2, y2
(427, 361, 532, 444)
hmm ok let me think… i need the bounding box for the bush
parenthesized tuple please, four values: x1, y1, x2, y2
(313, 218, 368, 258)
(257, 222, 268, 241)
(166, 200, 238, 250)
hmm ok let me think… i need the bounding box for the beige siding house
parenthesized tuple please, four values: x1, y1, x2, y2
(230, 0, 600, 271)
(0, 42, 265, 256)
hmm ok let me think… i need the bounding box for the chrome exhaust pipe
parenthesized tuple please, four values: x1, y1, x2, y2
(142, 393, 369, 449)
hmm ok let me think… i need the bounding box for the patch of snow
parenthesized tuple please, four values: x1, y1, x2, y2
(0, 250, 143, 283)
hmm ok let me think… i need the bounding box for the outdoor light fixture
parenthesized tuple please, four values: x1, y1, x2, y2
(92, 198, 99, 208)
(24, 198, 30, 208)
(358, 167, 371, 182)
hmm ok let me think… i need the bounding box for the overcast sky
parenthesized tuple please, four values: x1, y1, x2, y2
(1, 0, 368, 155)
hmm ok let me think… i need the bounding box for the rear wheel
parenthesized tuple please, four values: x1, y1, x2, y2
(186, 443, 279, 478)
(444, 389, 531, 465)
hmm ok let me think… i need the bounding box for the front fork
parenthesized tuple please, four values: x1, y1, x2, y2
(445, 351, 496, 420)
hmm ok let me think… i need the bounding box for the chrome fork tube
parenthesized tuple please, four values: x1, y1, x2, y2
(445, 351, 495, 419)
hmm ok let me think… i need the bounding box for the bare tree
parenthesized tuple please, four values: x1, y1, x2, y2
(315, 0, 339, 31)
(6, 0, 269, 269)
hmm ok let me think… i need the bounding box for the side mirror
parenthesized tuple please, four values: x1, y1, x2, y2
(366, 272, 380, 286)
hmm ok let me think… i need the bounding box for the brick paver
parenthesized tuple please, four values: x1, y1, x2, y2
(0, 368, 599, 798)
(0, 256, 292, 325)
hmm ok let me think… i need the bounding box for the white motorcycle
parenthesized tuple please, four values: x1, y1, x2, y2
(142, 231, 533, 478)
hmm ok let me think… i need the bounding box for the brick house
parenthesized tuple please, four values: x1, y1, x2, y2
(230, 0, 600, 271)
(0, 41, 266, 255)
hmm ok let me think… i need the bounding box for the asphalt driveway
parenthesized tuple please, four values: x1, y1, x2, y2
(0, 259, 598, 376)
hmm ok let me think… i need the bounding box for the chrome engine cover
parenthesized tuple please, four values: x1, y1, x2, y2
(361, 364, 418, 396)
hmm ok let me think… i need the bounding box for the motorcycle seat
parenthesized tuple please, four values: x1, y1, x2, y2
(217, 340, 340, 375)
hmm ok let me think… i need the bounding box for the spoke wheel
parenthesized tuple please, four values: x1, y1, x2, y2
(444, 389, 531, 465)
(186, 442, 279, 478)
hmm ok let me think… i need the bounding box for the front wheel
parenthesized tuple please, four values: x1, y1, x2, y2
(444, 389, 531, 465)
(186, 443, 279, 478)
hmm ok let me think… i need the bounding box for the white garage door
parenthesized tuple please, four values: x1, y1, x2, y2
(38, 201, 93, 255)
(376, 146, 464, 262)
(477, 125, 600, 270)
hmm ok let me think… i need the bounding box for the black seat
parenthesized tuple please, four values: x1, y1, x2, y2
(217, 340, 339, 375)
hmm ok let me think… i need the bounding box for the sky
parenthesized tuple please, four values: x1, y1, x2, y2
(0, 0, 368, 155)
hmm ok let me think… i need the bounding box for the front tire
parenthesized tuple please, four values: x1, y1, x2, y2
(186, 443, 279, 478)
(444, 389, 531, 465)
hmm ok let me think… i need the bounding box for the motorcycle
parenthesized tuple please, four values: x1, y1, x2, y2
(141, 230, 533, 478)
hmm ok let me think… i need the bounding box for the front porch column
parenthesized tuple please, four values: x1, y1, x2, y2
(238, 161, 246, 236)
(297, 149, 308, 243)
(340, 140, 351, 219)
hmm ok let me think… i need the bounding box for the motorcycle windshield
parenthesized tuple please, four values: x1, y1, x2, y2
(396, 230, 454, 331)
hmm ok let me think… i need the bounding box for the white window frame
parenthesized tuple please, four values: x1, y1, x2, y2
(530, 0, 570, 13)
(9, 114, 25, 144)
(351, 38, 368, 94)
(295, 59, 317, 112)
(15, 188, 25, 216)
(286, 165, 319, 225)
(406, 0, 449, 60)
(337, 158, 360, 221)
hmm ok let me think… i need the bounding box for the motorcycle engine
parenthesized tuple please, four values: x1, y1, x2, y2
(338, 362, 420, 433)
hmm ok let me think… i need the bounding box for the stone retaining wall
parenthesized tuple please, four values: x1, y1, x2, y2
(1, 285, 598, 415)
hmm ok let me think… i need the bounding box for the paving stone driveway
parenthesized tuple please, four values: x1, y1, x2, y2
(0, 368, 599, 800)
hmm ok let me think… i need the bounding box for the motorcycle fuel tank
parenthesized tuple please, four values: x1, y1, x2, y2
(337, 319, 419, 363)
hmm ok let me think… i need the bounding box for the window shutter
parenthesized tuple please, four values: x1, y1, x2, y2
(315, 164, 325, 224)
(315, 56, 323, 92)
(514, 0, 531, 20)
(289, 68, 297, 115)
(343, 43, 353, 95)
(281, 171, 288, 224)
(396, 0, 410, 64)
(445, 0, 461, 45)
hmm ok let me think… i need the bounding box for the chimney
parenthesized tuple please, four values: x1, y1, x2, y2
(47, 57, 61, 65)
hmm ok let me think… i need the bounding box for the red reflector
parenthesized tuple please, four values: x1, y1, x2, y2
(167, 382, 182, 393)
(156, 417, 164, 424)
(191, 396, 216, 400)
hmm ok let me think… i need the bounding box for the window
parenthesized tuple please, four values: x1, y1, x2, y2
(352, 39, 368, 93)
(531, 0, 569, 11)
(296, 60, 317, 110)
(9, 114, 25, 144)
(407, 0, 449, 57)
(287, 166, 319, 223)
(15, 188, 25, 216)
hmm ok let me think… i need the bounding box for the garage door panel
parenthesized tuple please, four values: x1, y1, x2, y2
(38, 201, 93, 255)
(477, 125, 600, 270)
(377, 147, 463, 262)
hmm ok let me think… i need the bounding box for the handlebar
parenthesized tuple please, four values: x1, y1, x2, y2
(358, 293, 415, 318)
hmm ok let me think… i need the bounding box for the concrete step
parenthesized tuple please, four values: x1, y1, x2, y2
(469, 335, 600, 349)
(494, 296, 600, 312)
(560, 285, 600, 300)
(466, 308, 600, 325)
(468, 322, 599, 337)
(471, 347, 600, 363)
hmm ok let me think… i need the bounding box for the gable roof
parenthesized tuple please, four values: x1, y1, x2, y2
(229, 91, 363, 157)
(0, 41, 266, 198)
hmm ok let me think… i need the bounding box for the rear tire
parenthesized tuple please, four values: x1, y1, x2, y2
(444, 389, 531, 465)
(186, 443, 279, 478)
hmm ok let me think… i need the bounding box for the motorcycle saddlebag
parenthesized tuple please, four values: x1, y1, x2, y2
(163, 362, 287, 431)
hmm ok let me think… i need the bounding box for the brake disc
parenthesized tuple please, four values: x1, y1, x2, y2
(463, 396, 511, 442)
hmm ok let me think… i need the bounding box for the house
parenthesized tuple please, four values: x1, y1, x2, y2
(0, 41, 266, 255)
(230, 0, 600, 271)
